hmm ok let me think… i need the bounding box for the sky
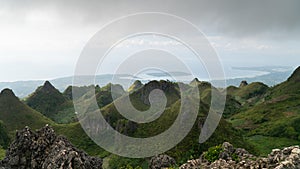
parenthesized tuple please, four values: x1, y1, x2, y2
(0, 0, 300, 82)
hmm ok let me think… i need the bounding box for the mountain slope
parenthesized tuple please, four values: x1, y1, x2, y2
(96, 83, 125, 108)
(128, 80, 143, 93)
(229, 66, 300, 154)
(26, 81, 76, 123)
(0, 89, 54, 134)
(0, 121, 9, 148)
(97, 80, 254, 167)
(0, 88, 106, 157)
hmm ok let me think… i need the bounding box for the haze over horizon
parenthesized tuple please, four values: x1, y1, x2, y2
(0, 0, 300, 82)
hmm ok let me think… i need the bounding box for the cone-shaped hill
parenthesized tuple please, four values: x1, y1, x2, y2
(25, 81, 75, 124)
(98, 80, 253, 163)
(0, 88, 54, 133)
(0, 88, 105, 157)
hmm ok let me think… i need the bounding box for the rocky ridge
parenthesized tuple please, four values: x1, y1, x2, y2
(0, 125, 102, 169)
(179, 142, 300, 169)
(149, 155, 176, 169)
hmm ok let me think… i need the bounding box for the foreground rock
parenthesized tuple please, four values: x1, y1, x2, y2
(0, 125, 102, 169)
(149, 154, 176, 169)
(180, 142, 300, 169)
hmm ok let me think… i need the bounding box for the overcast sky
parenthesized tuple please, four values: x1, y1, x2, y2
(0, 0, 300, 82)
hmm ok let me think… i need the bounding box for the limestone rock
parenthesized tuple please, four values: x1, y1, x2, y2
(149, 154, 176, 169)
(0, 125, 102, 169)
(180, 142, 300, 169)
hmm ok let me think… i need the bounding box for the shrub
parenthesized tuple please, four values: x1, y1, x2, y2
(0, 146, 5, 160)
(204, 145, 223, 162)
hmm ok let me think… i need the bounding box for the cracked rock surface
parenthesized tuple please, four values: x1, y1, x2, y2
(0, 125, 102, 169)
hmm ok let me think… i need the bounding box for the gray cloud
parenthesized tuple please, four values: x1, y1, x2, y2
(1, 0, 299, 38)
(0, 0, 299, 81)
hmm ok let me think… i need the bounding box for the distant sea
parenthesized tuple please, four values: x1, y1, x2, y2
(0, 66, 295, 98)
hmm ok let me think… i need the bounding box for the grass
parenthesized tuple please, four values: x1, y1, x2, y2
(25, 82, 68, 120)
(53, 122, 109, 157)
(246, 135, 300, 156)
(50, 101, 76, 124)
(234, 82, 269, 100)
(1, 68, 299, 168)
(229, 94, 300, 139)
(0, 89, 55, 137)
(0, 146, 5, 160)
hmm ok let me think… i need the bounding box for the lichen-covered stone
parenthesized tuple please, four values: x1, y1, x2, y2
(0, 125, 102, 169)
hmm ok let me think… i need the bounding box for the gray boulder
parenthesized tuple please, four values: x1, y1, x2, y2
(0, 125, 102, 169)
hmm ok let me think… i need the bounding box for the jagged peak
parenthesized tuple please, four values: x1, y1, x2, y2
(190, 78, 200, 83)
(0, 88, 17, 98)
(189, 78, 202, 87)
(42, 81, 56, 91)
(239, 80, 248, 88)
(140, 80, 177, 93)
(31, 81, 61, 95)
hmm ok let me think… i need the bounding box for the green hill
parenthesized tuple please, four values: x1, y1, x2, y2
(63, 85, 95, 100)
(0, 89, 55, 135)
(1, 66, 299, 168)
(25, 81, 76, 124)
(96, 83, 125, 108)
(228, 82, 269, 105)
(98, 80, 253, 167)
(229, 66, 300, 155)
(0, 88, 106, 157)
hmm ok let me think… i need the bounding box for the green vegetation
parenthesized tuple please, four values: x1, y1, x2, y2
(0, 121, 9, 148)
(26, 81, 68, 117)
(0, 146, 5, 160)
(0, 88, 108, 158)
(100, 82, 254, 167)
(128, 80, 143, 93)
(0, 88, 55, 137)
(0, 66, 299, 168)
(108, 155, 147, 169)
(96, 83, 125, 108)
(25, 81, 76, 124)
(246, 135, 300, 156)
(204, 145, 223, 162)
(229, 79, 300, 139)
(54, 123, 109, 157)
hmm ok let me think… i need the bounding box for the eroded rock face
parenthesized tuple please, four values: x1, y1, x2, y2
(0, 125, 102, 169)
(149, 154, 176, 169)
(180, 142, 300, 169)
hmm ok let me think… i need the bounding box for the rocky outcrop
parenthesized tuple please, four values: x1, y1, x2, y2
(239, 80, 248, 88)
(180, 142, 300, 169)
(149, 154, 176, 169)
(0, 125, 102, 169)
(128, 80, 143, 93)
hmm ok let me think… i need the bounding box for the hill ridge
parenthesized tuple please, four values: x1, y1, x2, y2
(288, 66, 300, 81)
